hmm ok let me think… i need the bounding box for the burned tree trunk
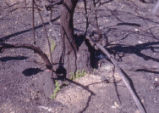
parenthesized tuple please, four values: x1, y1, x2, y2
(58, 0, 91, 78)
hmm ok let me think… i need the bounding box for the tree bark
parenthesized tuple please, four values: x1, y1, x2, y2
(59, 0, 91, 78)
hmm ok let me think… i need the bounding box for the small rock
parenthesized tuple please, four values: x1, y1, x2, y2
(154, 78, 158, 82)
(77, 2, 84, 9)
(138, 40, 143, 44)
(141, 99, 144, 103)
(134, 110, 140, 113)
(38, 106, 53, 112)
(111, 101, 120, 109)
(134, 28, 139, 32)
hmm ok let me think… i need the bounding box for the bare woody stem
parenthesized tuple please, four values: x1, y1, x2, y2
(0, 43, 53, 70)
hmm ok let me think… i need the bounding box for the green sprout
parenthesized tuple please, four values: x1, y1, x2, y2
(51, 80, 60, 99)
(70, 70, 86, 80)
(50, 39, 56, 52)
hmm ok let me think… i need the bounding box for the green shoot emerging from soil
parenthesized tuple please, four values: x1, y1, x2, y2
(50, 39, 56, 52)
(70, 70, 86, 80)
(51, 80, 60, 99)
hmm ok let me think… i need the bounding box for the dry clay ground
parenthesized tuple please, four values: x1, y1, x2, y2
(0, 0, 159, 113)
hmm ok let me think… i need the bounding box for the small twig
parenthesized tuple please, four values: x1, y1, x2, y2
(65, 78, 95, 95)
(86, 36, 146, 113)
(45, 0, 63, 11)
(91, 0, 102, 40)
(35, 2, 56, 81)
(83, 0, 89, 36)
(112, 65, 121, 104)
(35, 3, 53, 64)
(32, 0, 36, 44)
(152, 0, 159, 14)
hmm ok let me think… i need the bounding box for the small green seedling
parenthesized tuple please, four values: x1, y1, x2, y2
(70, 70, 86, 80)
(50, 39, 56, 52)
(51, 80, 60, 99)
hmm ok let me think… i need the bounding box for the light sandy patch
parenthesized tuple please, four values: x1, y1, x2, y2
(54, 72, 115, 113)
(0, 101, 23, 113)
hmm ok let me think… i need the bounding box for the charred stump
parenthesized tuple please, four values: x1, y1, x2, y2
(55, 0, 91, 79)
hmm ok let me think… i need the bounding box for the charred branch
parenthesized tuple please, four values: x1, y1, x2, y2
(0, 43, 53, 70)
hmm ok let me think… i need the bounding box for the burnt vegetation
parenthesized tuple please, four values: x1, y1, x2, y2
(1, 0, 159, 113)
